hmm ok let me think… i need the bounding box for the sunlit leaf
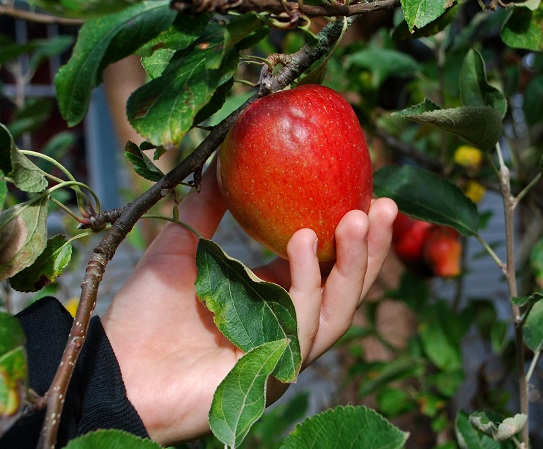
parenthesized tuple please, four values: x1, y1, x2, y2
(469, 411, 527, 442)
(373, 165, 479, 236)
(459, 49, 507, 118)
(280, 405, 408, 449)
(63, 429, 163, 449)
(0, 196, 49, 282)
(195, 239, 301, 382)
(9, 235, 72, 292)
(55, 1, 176, 126)
(209, 339, 288, 447)
(392, 100, 503, 151)
(127, 23, 239, 148)
(401, 0, 454, 32)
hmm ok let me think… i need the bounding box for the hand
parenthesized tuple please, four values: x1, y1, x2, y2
(101, 161, 397, 446)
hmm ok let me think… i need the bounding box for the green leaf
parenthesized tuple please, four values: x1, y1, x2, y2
(193, 76, 235, 126)
(455, 411, 500, 449)
(280, 405, 408, 449)
(127, 22, 239, 148)
(523, 75, 543, 125)
(373, 165, 479, 236)
(139, 13, 211, 79)
(0, 196, 49, 282)
(54, 1, 176, 126)
(6, 98, 52, 140)
(124, 141, 164, 182)
(459, 49, 507, 119)
(0, 312, 27, 435)
(9, 235, 72, 292)
(469, 411, 527, 442)
(0, 181, 6, 211)
(392, 101, 503, 151)
(358, 357, 425, 397)
(529, 237, 543, 282)
(401, 0, 454, 32)
(392, 4, 459, 41)
(0, 124, 48, 193)
(63, 429, 163, 449)
(195, 239, 301, 383)
(209, 339, 288, 448)
(26, 0, 141, 18)
(347, 48, 420, 88)
(27, 36, 73, 78)
(501, 6, 543, 51)
(510, 291, 543, 307)
(524, 299, 543, 351)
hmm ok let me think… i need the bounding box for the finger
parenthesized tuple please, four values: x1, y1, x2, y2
(145, 159, 227, 259)
(305, 209, 370, 362)
(360, 197, 398, 300)
(285, 228, 322, 362)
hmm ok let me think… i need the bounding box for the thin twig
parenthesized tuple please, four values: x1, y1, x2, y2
(37, 16, 354, 449)
(495, 142, 529, 446)
(0, 5, 82, 25)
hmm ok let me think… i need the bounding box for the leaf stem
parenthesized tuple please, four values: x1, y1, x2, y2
(475, 234, 505, 272)
(141, 214, 203, 239)
(513, 172, 541, 210)
(525, 343, 541, 384)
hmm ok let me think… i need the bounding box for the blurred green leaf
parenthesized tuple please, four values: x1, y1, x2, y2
(0, 181, 6, 211)
(280, 405, 408, 449)
(55, 1, 176, 126)
(460, 49, 507, 118)
(523, 75, 543, 125)
(9, 235, 72, 292)
(63, 429, 163, 448)
(501, 6, 543, 51)
(377, 388, 416, 417)
(195, 239, 301, 382)
(7, 98, 52, 139)
(347, 48, 420, 88)
(358, 357, 425, 397)
(0, 312, 27, 436)
(386, 271, 430, 309)
(469, 411, 527, 442)
(393, 100, 503, 151)
(27, 0, 141, 18)
(42, 132, 77, 161)
(401, 0, 453, 32)
(209, 339, 288, 448)
(374, 165, 479, 236)
(455, 411, 500, 449)
(0, 196, 49, 282)
(511, 291, 543, 308)
(529, 238, 543, 283)
(524, 299, 543, 352)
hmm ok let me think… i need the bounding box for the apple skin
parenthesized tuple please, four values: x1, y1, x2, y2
(392, 212, 462, 278)
(392, 212, 432, 263)
(423, 226, 462, 278)
(217, 84, 373, 262)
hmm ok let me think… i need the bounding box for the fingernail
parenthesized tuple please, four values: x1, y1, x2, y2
(313, 238, 318, 255)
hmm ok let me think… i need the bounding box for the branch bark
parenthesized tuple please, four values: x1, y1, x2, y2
(0, 5, 82, 25)
(38, 16, 357, 449)
(170, 0, 401, 17)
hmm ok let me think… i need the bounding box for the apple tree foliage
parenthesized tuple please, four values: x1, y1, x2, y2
(1, 0, 543, 448)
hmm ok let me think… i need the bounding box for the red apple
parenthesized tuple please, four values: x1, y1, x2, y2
(217, 84, 373, 262)
(423, 226, 462, 278)
(392, 212, 432, 263)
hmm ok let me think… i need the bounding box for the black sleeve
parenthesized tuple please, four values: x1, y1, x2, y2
(0, 297, 149, 449)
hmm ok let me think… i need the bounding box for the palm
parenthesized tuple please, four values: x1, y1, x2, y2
(101, 163, 397, 447)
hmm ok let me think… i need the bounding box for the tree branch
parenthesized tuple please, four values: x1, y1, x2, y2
(38, 16, 355, 449)
(170, 0, 401, 17)
(0, 5, 82, 25)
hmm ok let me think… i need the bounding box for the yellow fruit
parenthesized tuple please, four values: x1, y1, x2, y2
(463, 180, 486, 204)
(454, 145, 483, 170)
